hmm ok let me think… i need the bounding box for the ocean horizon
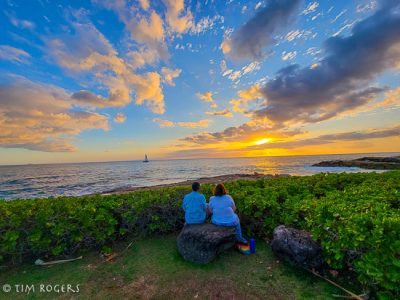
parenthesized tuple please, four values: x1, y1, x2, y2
(1, 152, 398, 200)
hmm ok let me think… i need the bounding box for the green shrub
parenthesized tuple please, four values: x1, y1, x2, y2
(0, 171, 399, 297)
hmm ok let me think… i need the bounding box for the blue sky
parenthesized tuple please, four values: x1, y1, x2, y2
(0, 0, 399, 164)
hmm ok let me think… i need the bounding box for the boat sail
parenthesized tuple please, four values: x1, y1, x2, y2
(143, 154, 149, 163)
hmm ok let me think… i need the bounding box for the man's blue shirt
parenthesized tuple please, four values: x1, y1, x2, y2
(182, 191, 206, 224)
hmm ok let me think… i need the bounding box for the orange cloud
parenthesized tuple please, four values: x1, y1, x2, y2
(161, 67, 182, 86)
(163, 0, 193, 34)
(0, 77, 109, 152)
(113, 113, 127, 123)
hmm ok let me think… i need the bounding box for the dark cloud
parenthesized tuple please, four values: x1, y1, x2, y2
(247, 125, 400, 150)
(256, 0, 400, 125)
(223, 0, 301, 60)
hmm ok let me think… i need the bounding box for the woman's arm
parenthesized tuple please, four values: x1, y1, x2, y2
(229, 195, 237, 212)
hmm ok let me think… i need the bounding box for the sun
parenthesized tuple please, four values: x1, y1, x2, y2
(255, 138, 270, 145)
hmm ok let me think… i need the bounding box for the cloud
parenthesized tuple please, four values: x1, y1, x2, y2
(47, 18, 166, 113)
(94, 0, 168, 61)
(281, 51, 297, 61)
(302, 2, 319, 15)
(356, 1, 377, 13)
(285, 30, 301, 41)
(6, 13, 35, 30)
(180, 121, 301, 145)
(221, 0, 301, 60)
(197, 91, 217, 108)
(0, 45, 30, 64)
(248, 125, 400, 150)
(378, 87, 400, 107)
(163, 0, 193, 34)
(127, 47, 159, 70)
(139, 0, 150, 10)
(0, 76, 109, 152)
(206, 109, 233, 117)
(153, 118, 211, 128)
(256, 1, 400, 126)
(331, 9, 347, 23)
(190, 15, 224, 35)
(161, 67, 181, 86)
(230, 84, 263, 113)
(113, 113, 127, 123)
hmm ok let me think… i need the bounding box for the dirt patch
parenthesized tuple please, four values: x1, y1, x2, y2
(122, 275, 157, 299)
(153, 276, 252, 300)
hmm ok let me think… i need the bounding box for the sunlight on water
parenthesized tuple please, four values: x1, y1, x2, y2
(0, 153, 397, 200)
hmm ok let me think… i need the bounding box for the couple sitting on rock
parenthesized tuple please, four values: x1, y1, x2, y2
(182, 182, 248, 244)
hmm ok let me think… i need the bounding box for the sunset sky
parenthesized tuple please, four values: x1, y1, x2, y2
(0, 0, 399, 165)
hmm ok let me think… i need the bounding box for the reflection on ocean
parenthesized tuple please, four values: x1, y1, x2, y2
(0, 153, 397, 200)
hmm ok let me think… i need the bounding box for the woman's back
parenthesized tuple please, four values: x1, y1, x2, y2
(209, 194, 238, 225)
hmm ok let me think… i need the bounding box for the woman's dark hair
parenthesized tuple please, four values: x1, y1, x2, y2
(214, 183, 227, 196)
(192, 182, 201, 191)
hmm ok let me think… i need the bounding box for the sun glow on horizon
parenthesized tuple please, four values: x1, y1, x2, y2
(255, 138, 270, 145)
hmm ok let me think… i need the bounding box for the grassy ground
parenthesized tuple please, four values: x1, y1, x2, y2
(0, 235, 353, 300)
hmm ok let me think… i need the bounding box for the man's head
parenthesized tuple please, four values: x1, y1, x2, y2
(192, 182, 201, 192)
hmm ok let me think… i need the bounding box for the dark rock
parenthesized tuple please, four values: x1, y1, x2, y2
(177, 223, 236, 264)
(271, 225, 324, 269)
(312, 156, 400, 170)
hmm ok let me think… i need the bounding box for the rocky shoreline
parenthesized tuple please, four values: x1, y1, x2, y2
(101, 173, 289, 195)
(313, 156, 400, 170)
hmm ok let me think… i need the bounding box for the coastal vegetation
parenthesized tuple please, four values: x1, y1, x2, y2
(0, 171, 399, 298)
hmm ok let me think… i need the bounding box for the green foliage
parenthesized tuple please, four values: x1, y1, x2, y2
(0, 171, 399, 297)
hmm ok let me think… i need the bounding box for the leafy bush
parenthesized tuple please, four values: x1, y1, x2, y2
(0, 171, 399, 297)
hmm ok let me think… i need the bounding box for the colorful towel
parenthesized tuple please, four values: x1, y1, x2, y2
(235, 242, 251, 255)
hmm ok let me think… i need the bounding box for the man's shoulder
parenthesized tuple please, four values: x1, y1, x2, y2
(195, 193, 206, 199)
(183, 192, 193, 199)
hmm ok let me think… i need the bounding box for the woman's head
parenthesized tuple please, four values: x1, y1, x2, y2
(214, 183, 227, 197)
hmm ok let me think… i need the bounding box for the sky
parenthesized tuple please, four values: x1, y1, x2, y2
(0, 0, 399, 165)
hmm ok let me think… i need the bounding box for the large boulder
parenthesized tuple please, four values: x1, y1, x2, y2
(271, 225, 323, 269)
(177, 223, 236, 264)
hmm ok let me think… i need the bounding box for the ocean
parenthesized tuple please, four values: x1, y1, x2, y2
(0, 153, 398, 200)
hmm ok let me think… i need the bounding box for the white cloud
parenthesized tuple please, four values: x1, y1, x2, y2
(190, 15, 224, 35)
(153, 118, 211, 128)
(0, 45, 31, 64)
(6, 13, 35, 30)
(302, 2, 319, 15)
(242, 61, 260, 75)
(331, 9, 347, 23)
(281, 51, 297, 61)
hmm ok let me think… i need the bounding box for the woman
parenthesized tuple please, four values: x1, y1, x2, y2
(208, 183, 247, 244)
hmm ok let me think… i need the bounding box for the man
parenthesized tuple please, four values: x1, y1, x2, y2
(182, 182, 207, 224)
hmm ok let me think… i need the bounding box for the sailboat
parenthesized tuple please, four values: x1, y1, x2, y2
(143, 154, 149, 163)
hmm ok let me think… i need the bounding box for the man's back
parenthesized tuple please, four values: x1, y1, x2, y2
(183, 191, 206, 224)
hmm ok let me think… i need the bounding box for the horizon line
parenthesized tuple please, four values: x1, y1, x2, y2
(0, 151, 399, 167)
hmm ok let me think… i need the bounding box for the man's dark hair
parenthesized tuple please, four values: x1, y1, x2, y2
(192, 182, 201, 191)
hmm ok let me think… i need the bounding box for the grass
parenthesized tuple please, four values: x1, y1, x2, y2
(0, 234, 355, 300)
